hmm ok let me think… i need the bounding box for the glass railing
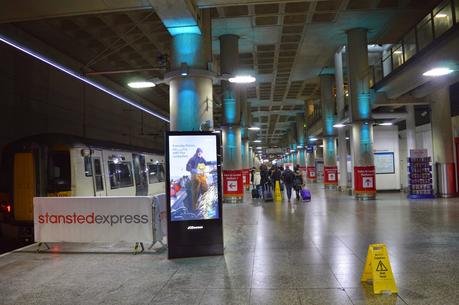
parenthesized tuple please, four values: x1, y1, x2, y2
(373, 0, 458, 86)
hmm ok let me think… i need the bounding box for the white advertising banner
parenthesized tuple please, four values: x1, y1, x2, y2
(34, 196, 153, 243)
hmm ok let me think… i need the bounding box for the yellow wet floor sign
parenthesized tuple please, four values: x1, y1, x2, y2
(361, 243, 397, 294)
(274, 181, 282, 202)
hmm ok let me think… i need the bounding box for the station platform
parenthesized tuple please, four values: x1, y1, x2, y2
(1, 185, 458, 305)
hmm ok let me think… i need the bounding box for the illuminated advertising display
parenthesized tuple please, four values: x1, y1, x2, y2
(165, 131, 223, 259)
(168, 134, 219, 221)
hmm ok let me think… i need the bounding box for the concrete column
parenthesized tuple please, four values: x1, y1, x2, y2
(296, 113, 306, 170)
(431, 87, 455, 194)
(220, 34, 243, 202)
(169, 33, 213, 131)
(335, 50, 349, 191)
(320, 74, 338, 189)
(241, 89, 250, 190)
(347, 28, 376, 199)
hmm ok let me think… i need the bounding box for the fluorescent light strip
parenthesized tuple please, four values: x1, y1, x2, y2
(0, 35, 170, 123)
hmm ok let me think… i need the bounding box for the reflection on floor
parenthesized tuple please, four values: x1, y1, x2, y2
(1, 184, 459, 305)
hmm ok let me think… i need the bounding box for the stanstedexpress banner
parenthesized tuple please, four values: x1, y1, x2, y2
(34, 197, 153, 242)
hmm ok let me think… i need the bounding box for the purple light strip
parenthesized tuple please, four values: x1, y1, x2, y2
(0, 34, 170, 123)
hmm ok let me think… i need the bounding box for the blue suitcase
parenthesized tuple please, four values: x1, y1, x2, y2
(300, 188, 311, 202)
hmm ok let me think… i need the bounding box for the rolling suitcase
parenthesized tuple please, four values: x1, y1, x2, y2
(300, 188, 311, 202)
(263, 184, 274, 202)
(252, 187, 260, 199)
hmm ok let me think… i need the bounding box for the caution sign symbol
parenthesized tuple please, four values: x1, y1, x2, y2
(376, 260, 388, 272)
(361, 243, 397, 295)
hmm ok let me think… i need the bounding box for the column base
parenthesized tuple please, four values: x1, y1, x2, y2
(223, 196, 243, 203)
(324, 185, 337, 190)
(354, 192, 376, 200)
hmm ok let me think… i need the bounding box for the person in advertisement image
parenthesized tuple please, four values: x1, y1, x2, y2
(169, 136, 219, 221)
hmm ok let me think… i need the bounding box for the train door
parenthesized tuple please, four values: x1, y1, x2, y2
(132, 153, 148, 196)
(92, 150, 106, 196)
(13, 152, 36, 221)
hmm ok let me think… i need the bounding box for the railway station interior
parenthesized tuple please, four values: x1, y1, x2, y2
(1, 0, 459, 304)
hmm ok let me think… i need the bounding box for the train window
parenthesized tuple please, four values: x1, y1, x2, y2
(147, 163, 165, 183)
(48, 151, 71, 192)
(108, 161, 134, 189)
(84, 156, 93, 177)
(93, 158, 104, 192)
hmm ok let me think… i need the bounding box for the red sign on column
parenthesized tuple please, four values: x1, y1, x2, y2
(242, 168, 251, 187)
(307, 166, 316, 180)
(354, 166, 376, 194)
(324, 166, 338, 185)
(223, 170, 243, 197)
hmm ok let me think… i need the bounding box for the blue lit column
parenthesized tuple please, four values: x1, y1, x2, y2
(296, 114, 306, 171)
(169, 32, 213, 131)
(220, 34, 243, 203)
(320, 74, 338, 189)
(241, 90, 250, 190)
(347, 28, 376, 199)
(335, 50, 349, 191)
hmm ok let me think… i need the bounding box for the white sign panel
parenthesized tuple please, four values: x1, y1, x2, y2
(34, 197, 153, 243)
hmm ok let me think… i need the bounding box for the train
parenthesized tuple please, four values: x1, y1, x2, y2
(0, 134, 165, 239)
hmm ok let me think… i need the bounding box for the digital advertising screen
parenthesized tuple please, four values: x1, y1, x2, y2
(168, 134, 220, 222)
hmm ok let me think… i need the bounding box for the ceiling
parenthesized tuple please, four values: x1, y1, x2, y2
(0, 0, 441, 146)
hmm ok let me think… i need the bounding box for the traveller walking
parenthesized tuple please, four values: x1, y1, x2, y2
(293, 164, 303, 200)
(282, 165, 295, 202)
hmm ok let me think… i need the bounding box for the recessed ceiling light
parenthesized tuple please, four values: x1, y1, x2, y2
(333, 123, 346, 128)
(253, 140, 262, 143)
(248, 126, 261, 130)
(423, 67, 454, 77)
(393, 50, 402, 54)
(379, 122, 393, 126)
(128, 81, 156, 88)
(229, 75, 256, 83)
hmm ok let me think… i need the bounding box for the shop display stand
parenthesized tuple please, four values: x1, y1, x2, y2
(408, 156, 435, 199)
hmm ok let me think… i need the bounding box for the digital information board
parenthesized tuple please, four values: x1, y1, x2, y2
(374, 152, 395, 174)
(165, 131, 223, 259)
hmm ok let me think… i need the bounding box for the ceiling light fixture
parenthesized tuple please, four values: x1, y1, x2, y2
(423, 67, 454, 77)
(127, 81, 156, 88)
(309, 137, 318, 141)
(229, 75, 256, 84)
(248, 126, 261, 131)
(435, 13, 448, 18)
(379, 122, 393, 126)
(333, 123, 346, 128)
(253, 140, 262, 143)
(0, 34, 170, 123)
(345, 137, 350, 140)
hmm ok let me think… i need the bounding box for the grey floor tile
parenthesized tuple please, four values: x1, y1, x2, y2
(298, 288, 352, 305)
(199, 289, 250, 305)
(151, 288, 204, 305)
(249, 289, 301, 305)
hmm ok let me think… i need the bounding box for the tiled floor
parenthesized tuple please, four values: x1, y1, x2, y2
(1, 185, 459, 304)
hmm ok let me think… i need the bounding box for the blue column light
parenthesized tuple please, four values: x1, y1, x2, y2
(326, 137, 335, 160)
(223, 94, 237, 124)
(172, 33, 202, 67)
(358, 93, 371, 119)
(175, 79, 201, 131)
(360, 123, 372, 154)
(226, 128, 237, 162)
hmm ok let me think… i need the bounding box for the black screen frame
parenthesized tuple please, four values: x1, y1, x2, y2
(165, 131, 224, 259)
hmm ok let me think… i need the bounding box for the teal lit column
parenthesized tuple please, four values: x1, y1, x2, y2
(220, 34, 243, 203)
(296, 113, 306, 171)
(347, 28, 376, 199)
(335, 49, 349, 191)
(241, 90, 250, 190)
(169, 32, 213, 131)
(320, 74, 338, 189)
